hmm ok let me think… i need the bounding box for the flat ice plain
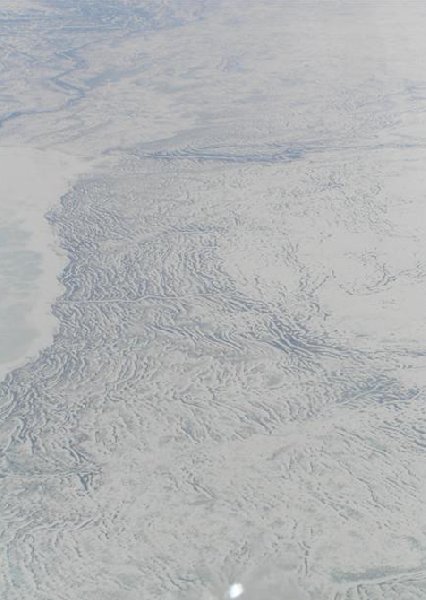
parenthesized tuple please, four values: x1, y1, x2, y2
(0, 147, 84, 380)
(1, 1, 426, 599)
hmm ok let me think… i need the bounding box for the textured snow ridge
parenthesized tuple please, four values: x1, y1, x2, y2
(1, 1, 426, 599)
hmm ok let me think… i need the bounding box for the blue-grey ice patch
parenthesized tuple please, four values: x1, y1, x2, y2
(0, 147, 84, 380)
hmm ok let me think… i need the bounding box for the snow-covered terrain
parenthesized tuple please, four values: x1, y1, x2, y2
(1, 1, 426, 599)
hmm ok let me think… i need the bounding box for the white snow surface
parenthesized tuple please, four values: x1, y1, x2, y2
(1, 2, 426, 599)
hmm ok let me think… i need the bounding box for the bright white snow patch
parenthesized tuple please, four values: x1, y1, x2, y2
(227, 583, 244, 599)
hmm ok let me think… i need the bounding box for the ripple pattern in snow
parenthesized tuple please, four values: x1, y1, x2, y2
(1, 1, 426, 599)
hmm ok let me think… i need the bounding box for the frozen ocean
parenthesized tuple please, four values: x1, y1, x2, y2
(1, 1, 426, 599)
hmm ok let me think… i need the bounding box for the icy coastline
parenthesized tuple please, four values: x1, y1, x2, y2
(0, 147, 85, 381)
